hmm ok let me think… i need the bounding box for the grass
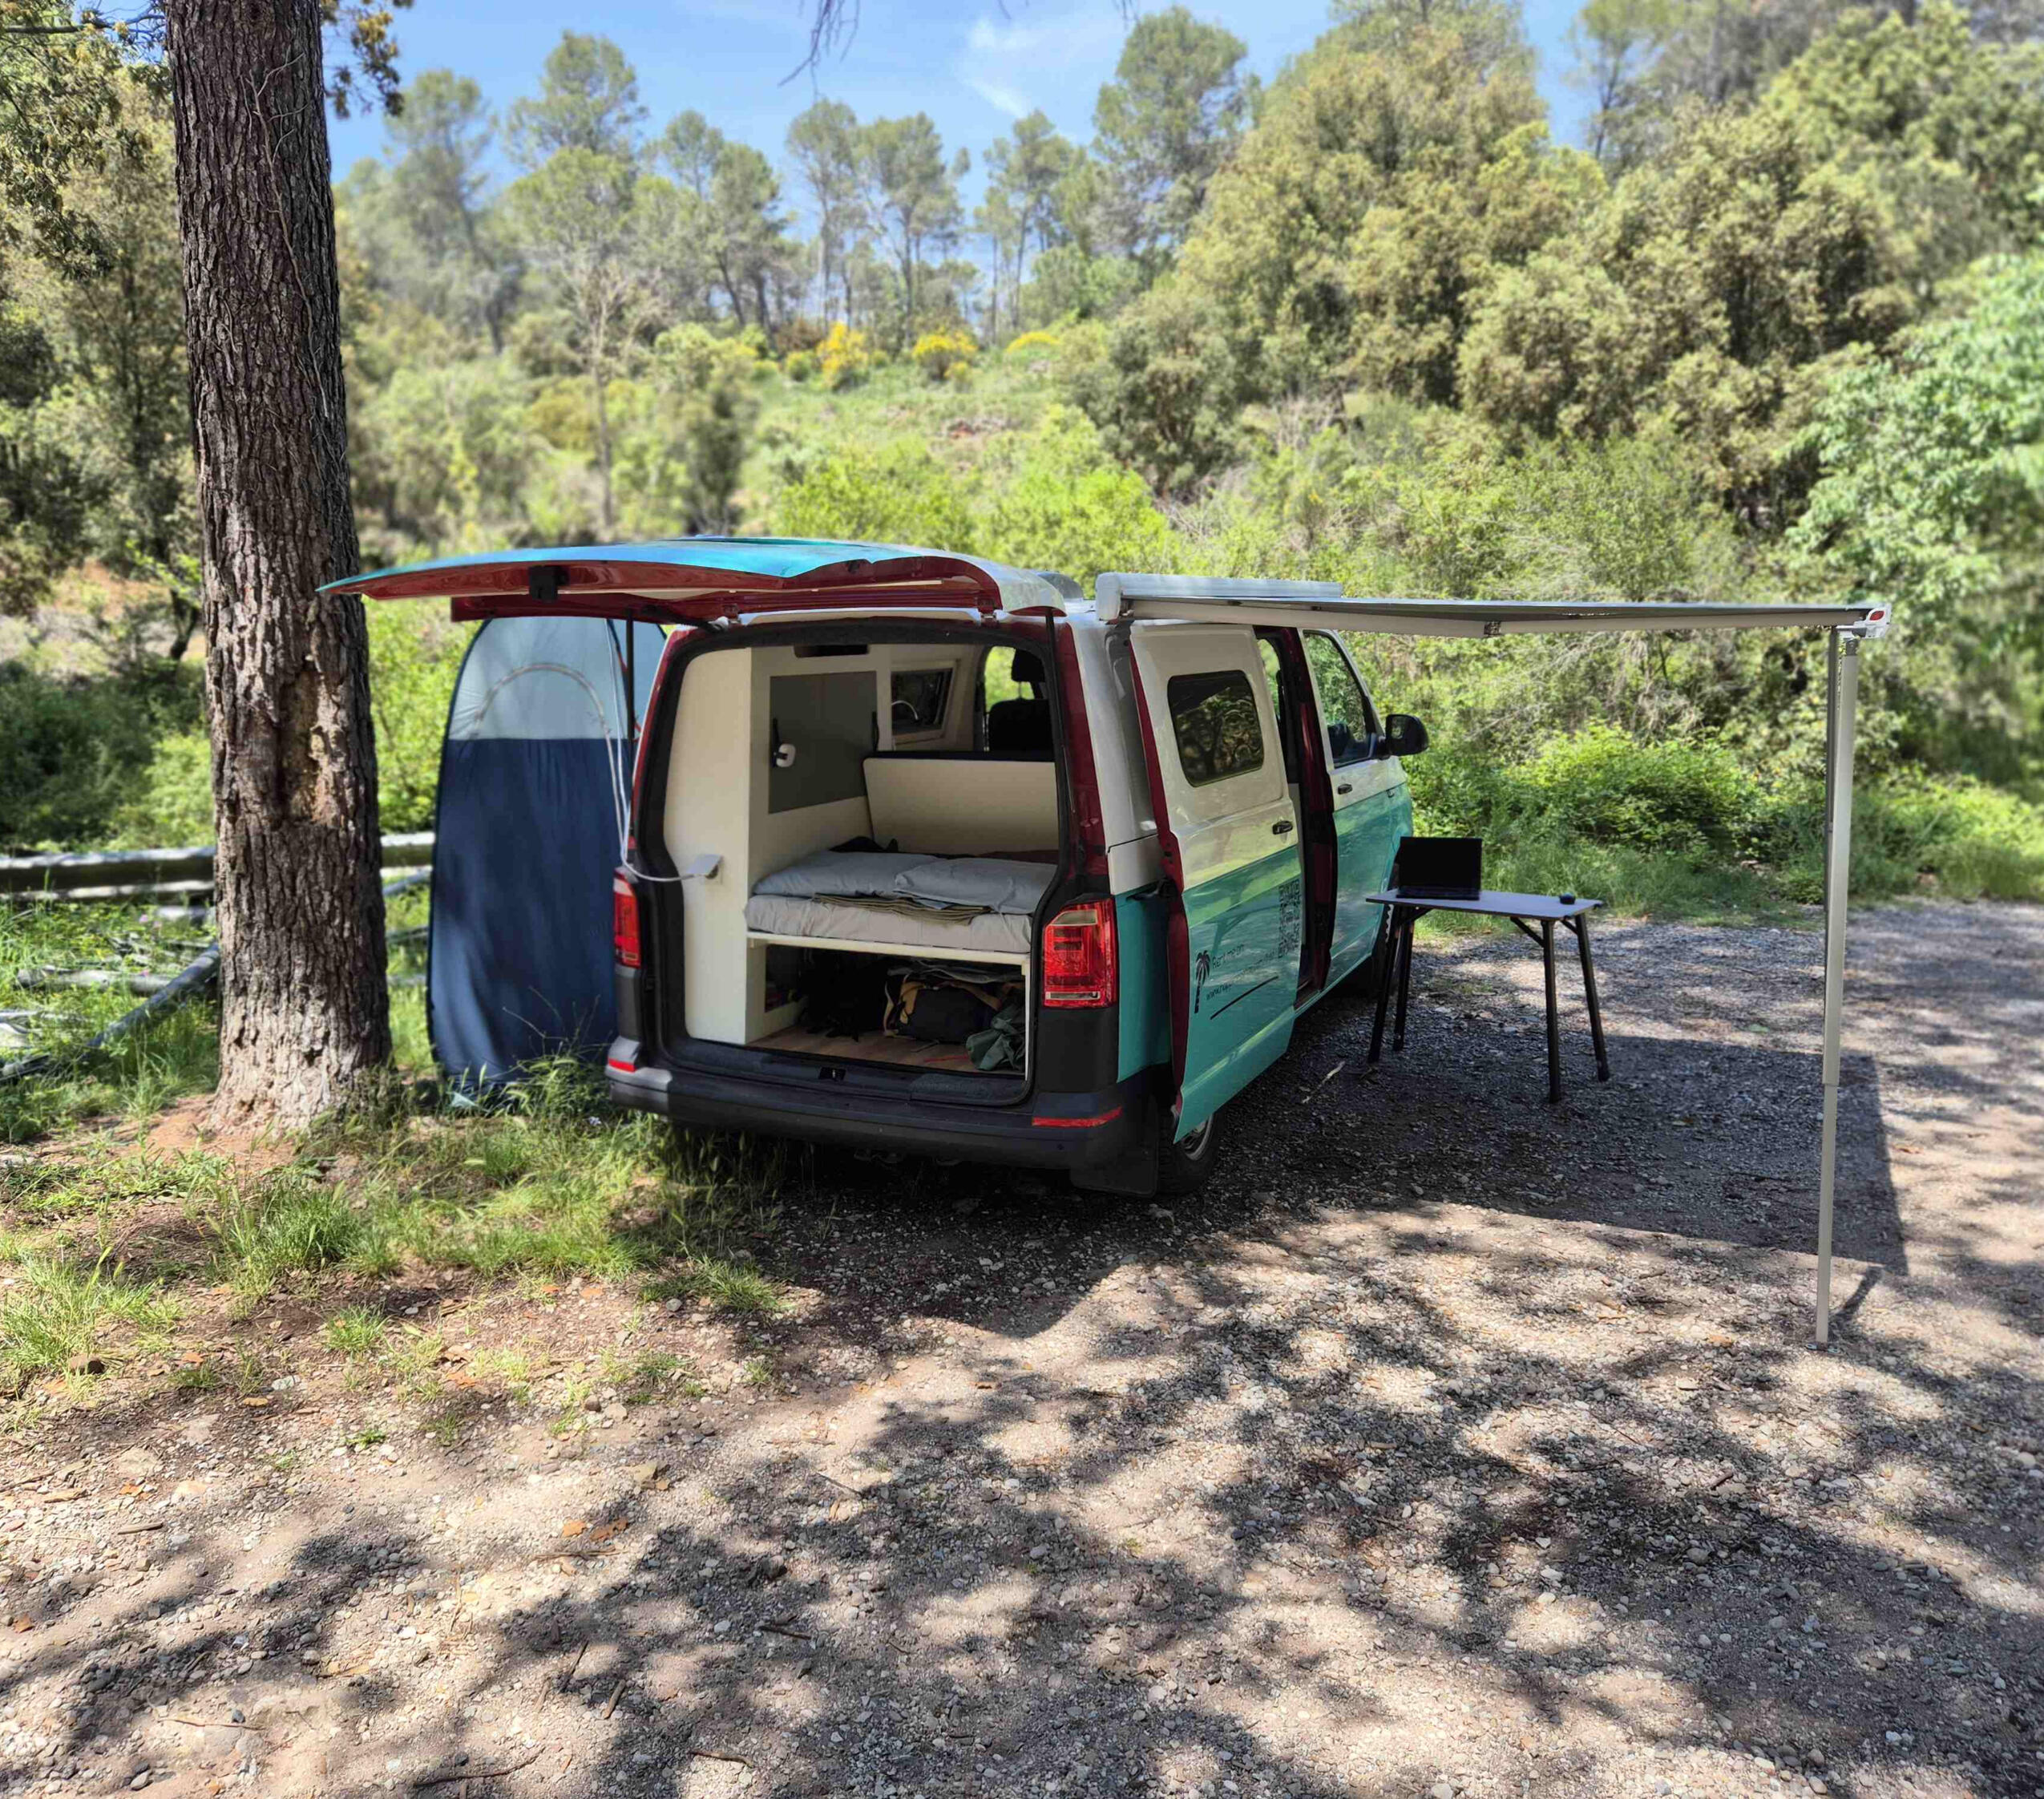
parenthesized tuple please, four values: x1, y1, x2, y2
(0, 904, 220, 1145)
(646, 1256, 786, 1317)
(0, 1033, 795, 1422)
(323, 1306, 388, 1358)
(216, 1170, 366, 1298)
(0, 1251, 180, 1385)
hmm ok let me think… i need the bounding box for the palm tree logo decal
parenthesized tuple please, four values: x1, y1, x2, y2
(1193, 950, 1212, 1014)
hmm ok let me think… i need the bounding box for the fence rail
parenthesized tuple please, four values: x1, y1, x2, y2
(0, 833, 434, 901)
(0, 865, 433, 1084)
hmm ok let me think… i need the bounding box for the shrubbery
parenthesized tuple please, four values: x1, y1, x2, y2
(817, 322, 875, 390)
(0, 661, 203, 853)
(911, 329, 977, 383)
(1406, 725, 2044, 910)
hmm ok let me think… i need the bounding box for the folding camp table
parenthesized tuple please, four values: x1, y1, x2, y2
(1365, 890, 1609, 1104)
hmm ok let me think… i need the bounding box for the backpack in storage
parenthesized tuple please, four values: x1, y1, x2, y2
(883, 966, 1019, 1045)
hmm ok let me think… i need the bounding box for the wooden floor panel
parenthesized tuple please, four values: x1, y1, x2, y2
(751, 1025, 985, 1073)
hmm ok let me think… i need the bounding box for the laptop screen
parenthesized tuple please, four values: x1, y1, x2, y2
(1396, 835, 1481, 898)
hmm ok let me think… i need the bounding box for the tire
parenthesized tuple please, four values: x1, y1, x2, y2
(1156, 1111, 1221, 1195)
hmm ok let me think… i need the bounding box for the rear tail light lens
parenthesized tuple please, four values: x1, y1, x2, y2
(1042, 899, 1117, 1007)
(612, 872, 640, 969)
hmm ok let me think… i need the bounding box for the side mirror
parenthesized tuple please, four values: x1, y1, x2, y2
(1380, 713, 1429, 758)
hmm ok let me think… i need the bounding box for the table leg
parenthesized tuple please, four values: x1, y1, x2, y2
(1576, 912, 1610, 1081)
(1392, 913, 1414, 1053)
(1368, 909, 1396, 1065)
(1542, 917, 1562, 1104)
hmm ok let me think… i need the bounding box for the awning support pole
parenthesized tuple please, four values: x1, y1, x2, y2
(1815, 629, 1861, 1347)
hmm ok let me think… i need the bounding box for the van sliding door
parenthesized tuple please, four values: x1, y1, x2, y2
(1301, 630, 1407, 984)
(1128, 623, 1304, 1137)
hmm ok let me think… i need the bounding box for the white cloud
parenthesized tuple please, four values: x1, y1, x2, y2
(963, 9, 1124, 61)
(965, 74, 1033, 119)
(952, 6, 1127, 123)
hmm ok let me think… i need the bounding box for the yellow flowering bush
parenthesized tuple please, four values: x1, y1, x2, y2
(818, 322, 875, 390)
(911, 328, 978, 383)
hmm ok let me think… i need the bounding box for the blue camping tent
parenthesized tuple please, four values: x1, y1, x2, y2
(429, 615, 664, 1084)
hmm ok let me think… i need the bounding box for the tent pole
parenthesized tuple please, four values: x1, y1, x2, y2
(1815, 629, 1861, 1347)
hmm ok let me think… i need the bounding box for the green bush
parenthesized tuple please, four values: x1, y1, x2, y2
(977, 406, 1175, 592)
(911, 328, 978, 383)
(111, 727, 213, 847)
(1411, 725, 2044, 914)
(774, 442, 974, 548)
(1063, 278, 1243, 495)
(0, 661, 204, 853)
(1518, 726, 1752, 856)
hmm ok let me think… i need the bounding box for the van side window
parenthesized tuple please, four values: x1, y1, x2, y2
(1303, 631, 1379, 766)
(1167, 669, 1265, 786)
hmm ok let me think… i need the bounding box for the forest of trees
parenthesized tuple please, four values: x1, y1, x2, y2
(4, 0, 2042, 894)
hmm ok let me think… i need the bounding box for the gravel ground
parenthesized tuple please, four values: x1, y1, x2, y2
(0, 901, 2038, 1799)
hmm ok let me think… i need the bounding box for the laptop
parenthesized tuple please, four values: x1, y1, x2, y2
(1393, 835, 1481, 902)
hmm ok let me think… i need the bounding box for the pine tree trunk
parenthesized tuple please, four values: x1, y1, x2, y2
(164, 0, 390, 1128)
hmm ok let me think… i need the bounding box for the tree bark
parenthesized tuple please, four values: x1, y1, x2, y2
(164, 0, 390, 1128)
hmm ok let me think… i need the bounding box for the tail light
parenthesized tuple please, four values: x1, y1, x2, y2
(1042, 899, 1117, 1007)
(612, 871, 641, 968)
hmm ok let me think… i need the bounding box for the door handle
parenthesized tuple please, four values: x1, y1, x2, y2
(1335, 782, 1353, 796)
(1271, 819, 1295, 836)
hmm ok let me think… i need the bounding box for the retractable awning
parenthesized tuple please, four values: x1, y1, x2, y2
(1097, 574, 1893, 1348)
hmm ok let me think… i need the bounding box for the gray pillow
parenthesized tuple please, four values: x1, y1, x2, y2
(754, 851, 937, 899)
(895, 857, 1056, 915)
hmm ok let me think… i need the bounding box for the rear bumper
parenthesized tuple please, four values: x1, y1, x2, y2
(606, 1051, 1161, 1194)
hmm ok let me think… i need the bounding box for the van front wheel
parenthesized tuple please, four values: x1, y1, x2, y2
(1157, 1112, 1219, 1195)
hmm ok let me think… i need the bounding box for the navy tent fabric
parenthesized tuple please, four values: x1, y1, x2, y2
(428, 616, 663, 1085)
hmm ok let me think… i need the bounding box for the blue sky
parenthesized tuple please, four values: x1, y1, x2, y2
(329, 0, 1595, 212)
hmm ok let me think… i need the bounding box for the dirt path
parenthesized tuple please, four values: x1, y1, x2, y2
(0, 903, 2038, 1799)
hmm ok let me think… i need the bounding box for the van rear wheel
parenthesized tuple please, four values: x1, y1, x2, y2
(1157, 1113, 1219, 1195)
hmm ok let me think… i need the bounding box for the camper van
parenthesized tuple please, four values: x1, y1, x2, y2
(333, 540, 1427, 1195)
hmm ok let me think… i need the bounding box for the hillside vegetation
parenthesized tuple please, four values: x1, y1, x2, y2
(2, 0, 2041, 914)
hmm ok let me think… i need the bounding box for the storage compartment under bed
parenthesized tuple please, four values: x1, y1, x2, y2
(745, 945, 1030, 1077)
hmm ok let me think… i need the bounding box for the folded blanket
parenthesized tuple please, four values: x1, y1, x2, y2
(895, 857, 1055, 914)
(755, 849, 1055, 916)
(814, 892, 991, 924)
(753, 850, 937, 900)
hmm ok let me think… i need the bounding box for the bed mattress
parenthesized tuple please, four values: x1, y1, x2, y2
(744, 893, 1033, 957)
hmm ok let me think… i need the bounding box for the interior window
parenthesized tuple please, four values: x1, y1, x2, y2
(1303, 632, 1379, 766)
(891, 666, 952, 737)
(1167, 669, 1265, 786)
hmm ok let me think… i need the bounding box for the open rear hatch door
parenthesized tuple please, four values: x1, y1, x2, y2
(321, 539, 1072, 624)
